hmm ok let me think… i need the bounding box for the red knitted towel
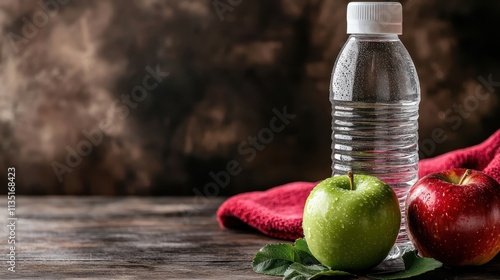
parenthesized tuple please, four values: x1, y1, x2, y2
(217, 129, 500, 240)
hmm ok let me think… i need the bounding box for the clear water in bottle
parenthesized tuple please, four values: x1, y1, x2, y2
(331, 100, 419, 259)
(330, 21, 420, 259)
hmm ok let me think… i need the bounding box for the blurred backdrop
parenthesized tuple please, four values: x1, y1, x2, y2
(0, 0, 499, 195)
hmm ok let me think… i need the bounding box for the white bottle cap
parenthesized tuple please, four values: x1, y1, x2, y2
(347, 2, 402, 35)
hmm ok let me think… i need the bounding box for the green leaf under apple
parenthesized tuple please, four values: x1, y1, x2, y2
(252, 238, 442, 279)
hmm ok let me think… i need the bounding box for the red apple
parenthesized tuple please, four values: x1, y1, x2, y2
(405, 168, 500, 266)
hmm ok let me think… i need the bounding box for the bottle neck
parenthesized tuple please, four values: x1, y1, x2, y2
(349, 34, 399, 42)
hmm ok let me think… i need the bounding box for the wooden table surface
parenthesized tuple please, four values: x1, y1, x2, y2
(0, 197, 499, 279)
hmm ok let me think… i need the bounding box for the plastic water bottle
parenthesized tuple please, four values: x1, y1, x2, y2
(330, 2, 420, 259)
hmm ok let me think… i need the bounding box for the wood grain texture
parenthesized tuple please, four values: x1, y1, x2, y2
(0, 197, 498, 279)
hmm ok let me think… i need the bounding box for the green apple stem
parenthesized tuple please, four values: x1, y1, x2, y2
(458, 169, 471, 185)
(348, 171, 354, 190)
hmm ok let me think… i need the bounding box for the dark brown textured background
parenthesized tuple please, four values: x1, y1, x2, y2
(1, 0, 499, 195)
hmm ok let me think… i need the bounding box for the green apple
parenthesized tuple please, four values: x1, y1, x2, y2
(302, 172, 401, 271)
